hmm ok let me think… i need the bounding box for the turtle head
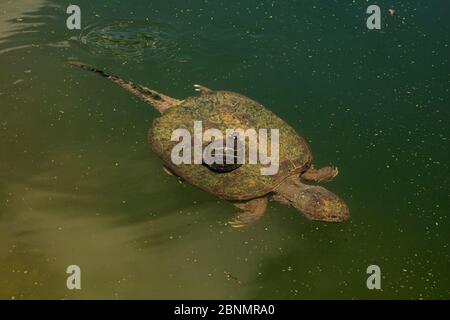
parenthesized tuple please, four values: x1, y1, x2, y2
(273, 176, 349, 223)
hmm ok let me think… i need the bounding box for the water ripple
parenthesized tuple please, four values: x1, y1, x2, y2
(77, 19, 189, 63)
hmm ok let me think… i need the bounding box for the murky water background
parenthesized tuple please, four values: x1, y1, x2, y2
(0, 0, 448, 299)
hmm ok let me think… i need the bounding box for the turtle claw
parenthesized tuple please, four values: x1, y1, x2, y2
(162, 166, 174, 176)
(331, 167, 339, 179)
(227, 220, 245, 228)
(193, 84, 212, 94)
(228, 216, 253, 228)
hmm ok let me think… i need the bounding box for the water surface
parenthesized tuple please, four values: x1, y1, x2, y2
(0, 0, 448, 299)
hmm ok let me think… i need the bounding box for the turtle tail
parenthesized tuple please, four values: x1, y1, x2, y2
(68, 60, 180, 113)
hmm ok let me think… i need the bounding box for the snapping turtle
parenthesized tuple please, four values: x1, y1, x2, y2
(69, 61, 349, 227)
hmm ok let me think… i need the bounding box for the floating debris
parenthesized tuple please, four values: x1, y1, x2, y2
(224, 271, 241, 284)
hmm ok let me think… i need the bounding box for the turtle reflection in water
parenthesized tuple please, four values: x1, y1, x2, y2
(69, 61, 349, 227)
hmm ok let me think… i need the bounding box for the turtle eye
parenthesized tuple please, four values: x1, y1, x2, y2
(202, 139, 242, 173)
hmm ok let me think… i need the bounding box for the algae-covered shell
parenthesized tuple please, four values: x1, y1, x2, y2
(149, 91, 312, 201)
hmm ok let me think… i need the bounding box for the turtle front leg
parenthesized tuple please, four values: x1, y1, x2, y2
(228, 197, 268, 228)
(301, 165, 339, 182)
(194, 84, 213, 94)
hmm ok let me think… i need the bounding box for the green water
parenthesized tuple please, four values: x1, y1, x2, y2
(0, 0, 448, 299)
